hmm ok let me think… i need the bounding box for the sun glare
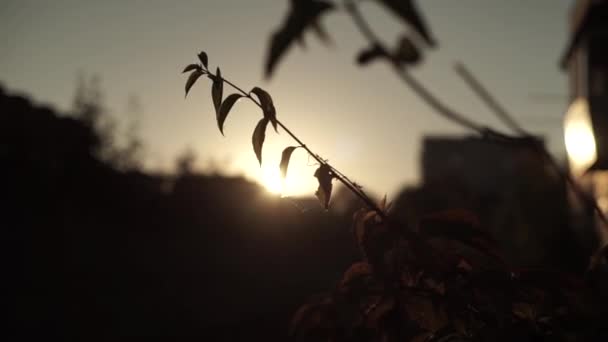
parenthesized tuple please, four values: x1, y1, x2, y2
(261, 165, 284, 195)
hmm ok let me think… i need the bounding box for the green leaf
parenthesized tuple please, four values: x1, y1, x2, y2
(252, 118, 270, 166)
(197, 51, 209, 69)
(250, 87, 278, 132)
(182, 64, 200, 73)
(279, 146, 299, 179)
(265, 0, 335, 78)
(217, 94, 243, 135)
(211, 67, 223, 115)
(313, 164, 333, 209)
(377, 0, 436, 47)
(184, 70, 203, 97)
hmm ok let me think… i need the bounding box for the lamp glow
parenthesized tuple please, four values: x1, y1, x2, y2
(564, 98, 597, 175)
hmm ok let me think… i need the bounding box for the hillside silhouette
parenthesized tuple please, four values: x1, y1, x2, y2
(1, 84, 358, 340)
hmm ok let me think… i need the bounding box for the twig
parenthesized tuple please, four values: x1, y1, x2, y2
(214, 70, 386, 217)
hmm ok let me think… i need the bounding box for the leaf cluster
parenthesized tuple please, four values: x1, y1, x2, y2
(290, 209, 606, 342)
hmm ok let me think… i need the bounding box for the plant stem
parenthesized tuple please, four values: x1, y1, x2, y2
(216, 71, 386, 217)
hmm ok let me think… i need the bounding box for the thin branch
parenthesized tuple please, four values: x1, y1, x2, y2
(452, 63, 608, 232)
(210, 69, 386, 217)
(454, 62, 526, 135)
(344, 0, 608, 236)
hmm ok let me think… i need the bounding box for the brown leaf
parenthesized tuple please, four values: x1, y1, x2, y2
(279, 146, 299, 179)
(356, 44, 387, 66)
(217, 94, 243, 135)
(394, 36, 422, 65)
(252, 118, 269, 166)
(250, 87, 278, 132)
(314, 164, 333, 209)
(265, 0, 334, 78)
(211, 67, 223, 115)
(184, 70, 203, 97)
(340, 261, 372, 287)
(377, 0, 436, 47)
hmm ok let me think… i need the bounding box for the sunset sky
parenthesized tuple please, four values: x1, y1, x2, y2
(0, 0, 574, 197)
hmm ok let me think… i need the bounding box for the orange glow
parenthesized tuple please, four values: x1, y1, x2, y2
(564, 98, 597, 175)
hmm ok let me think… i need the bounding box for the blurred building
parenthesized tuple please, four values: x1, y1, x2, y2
(561, 0, 608, 243)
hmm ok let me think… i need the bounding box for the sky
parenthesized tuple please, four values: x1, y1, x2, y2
(0, 0, 574, 198)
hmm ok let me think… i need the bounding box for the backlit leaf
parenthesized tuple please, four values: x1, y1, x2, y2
(266, 0, 335, 78)
(184, 70, 203, 97)
(252, 118, 269, 166)
(279, 146, 299, 179)
(314, 164, 334, 209)
(197, 51, 209, 69)
(217, 94, 243, 135)
(377, 0, 436, 47)
(251, 87, 278, 132)
(211, 67, 223, 115)
(182, 64, 200, 73)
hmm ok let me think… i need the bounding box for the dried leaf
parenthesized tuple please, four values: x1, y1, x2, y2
(356, 44, 387, 66)
(217, 94, 243, 135)
(182, 64, 200, 73)
(197, 51, 209, 69)
(377, 0, 436, 47)
(314, 164, 333, 209)
(250, 87, 278, 132)
(265, 0, 334, 78)
(279, 146, 299, 179)
(211, 67, 223, 115)
(340, 261, 372, 287)
(252, 118, 269, 166)
(395, 36, 422, 65)
(184, 70, 203, 97)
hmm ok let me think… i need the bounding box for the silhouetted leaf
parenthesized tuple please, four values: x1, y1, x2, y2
(395, 36, 422, 65)
(250, 87, 278, 132)
(377, 0, 436, 47)
(211, 67, 223, 115)
(252, 118, 269, 166)
(182, 64, 200, 73)
(217, 94, 243, 135)
(314, 164, 333, 209)
(184, 70, 203, 97)
(280, 146, 300, 179)
(266, 0, 335, 78)
(197, 51, 209, 69)
(356, 44, 387, 66)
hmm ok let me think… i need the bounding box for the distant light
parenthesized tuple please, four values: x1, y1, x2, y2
(564, 98, 597, 175)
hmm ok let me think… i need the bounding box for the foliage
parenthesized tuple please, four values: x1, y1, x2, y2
(182, 0, 608, 341)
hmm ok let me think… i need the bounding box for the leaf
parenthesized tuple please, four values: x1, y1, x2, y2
(314, 164, 333, 209)
(250, 87, 278, 132)
(279, 146, 299, 179)
(217, 94, 243, 135)
(184, 70, 203, 97)
(311, 20, 332, 45)
(197, 51, 209, 69)
(211, 67, 223, 115)
(252, 118, 269, 166)
(356, 44, 387, 66)
(265, 0, 335, 78)
(377, 0, 436, 47)
(395, 36, 422, 65)
(182, 64, 200, 73)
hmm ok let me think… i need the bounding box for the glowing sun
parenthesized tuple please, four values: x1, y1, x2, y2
(261, 164, 283, 195)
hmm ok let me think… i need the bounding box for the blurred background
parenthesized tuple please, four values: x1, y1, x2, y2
(2, 0, 605, 340)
